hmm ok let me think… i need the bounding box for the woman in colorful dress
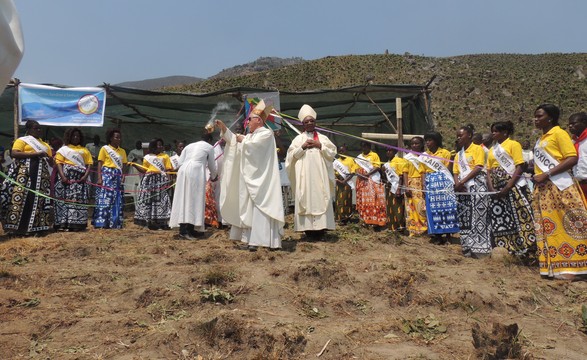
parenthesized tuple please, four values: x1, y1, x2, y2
(453, 125, 492, 257)
(532, 103, 587, 280)
(355, 141, 387, 227)
(333, 144, 357, 225)
(54, 128, 93, 231)
(93, 129, 127, 229)
(383, 147, 407, 231)
(420, 131, 459, 243)
(133, 138, 172, 230)
(404, 136, 428, 236)
(1, 120, 54, 235)
(486, 121, 535, 255)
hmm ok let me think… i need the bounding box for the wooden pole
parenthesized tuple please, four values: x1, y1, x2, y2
(13, 83, 19, 140)
(362, 133, 420, 141)
(396, 98, 403, 157)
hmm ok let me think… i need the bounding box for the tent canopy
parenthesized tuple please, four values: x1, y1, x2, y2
(0, 84, 433, 149)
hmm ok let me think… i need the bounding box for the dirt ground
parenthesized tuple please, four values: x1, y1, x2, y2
(1, 213, 587, 360)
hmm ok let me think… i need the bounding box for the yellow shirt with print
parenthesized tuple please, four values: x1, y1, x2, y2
(12, 137, 53, 156)
(98, 145, 128, 169)
(55, 145, 93, 166)
(487, 138, 524, 169)
(336, 155, 358, 176)
(388, 156, 408, 175)
(453, 143, 485, 176)
(360, 151, 381, 168)
(142, 153, 172, 173)
(423, 148, 451, 173)
(534, 126, 576, 175)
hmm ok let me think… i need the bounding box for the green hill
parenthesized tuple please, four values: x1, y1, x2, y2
(166, 53, 587, 147)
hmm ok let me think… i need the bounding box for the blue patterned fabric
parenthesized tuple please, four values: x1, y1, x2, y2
(93, 166, 123, 229)
(424, 171, 459, 234)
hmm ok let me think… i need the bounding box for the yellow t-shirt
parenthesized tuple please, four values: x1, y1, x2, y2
(487, 138, 524, 169)
(55, 145, 93, 166)
(534, 126, 577, 175)
(388, 156, 408, 174)
(142, 153, 172, 173)
(97, 145, 128, 169)
(12, 137, 53, 157)
(453, 143, 485, 176)
(423, 148, 452, 173)
(336, 155, 358, 174)
(359, 151, 381, 168)
(405, 156, 424, 178)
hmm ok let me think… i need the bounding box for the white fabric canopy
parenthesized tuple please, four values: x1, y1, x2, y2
(0, 0, 24, 95)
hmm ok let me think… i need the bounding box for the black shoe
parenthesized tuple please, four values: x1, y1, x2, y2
(178, 233, 196, 240)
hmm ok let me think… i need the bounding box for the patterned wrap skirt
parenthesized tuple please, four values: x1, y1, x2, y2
(93, 166, 124, 229)
(54, 164, 90, 230)
(456, 172, 492, 255)
(0, 158, 53, 233)
(356, 168, 387, 226)
(204, 180, 219, 228)
(405, 177, 428, 236)
(489, 167, 536, 255)
(385, 185, 405, 230)
(335, 181, 353, 223)
(424, 172, 459, 235)
(533, 180, 587, 277)
(134, 172, 171, 227)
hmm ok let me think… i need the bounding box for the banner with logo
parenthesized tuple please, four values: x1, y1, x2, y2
(18, 83, 106, 126)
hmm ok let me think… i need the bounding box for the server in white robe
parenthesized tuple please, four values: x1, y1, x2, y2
(169, 133, 217, 240)
(285, 104, 336, 238)
(215, 100, 284, 250)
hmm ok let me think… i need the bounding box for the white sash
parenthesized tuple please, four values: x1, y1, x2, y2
(534, 140, 573, 191)
(404, 153, 421, 170)
(418, 153, 454, 184)
(493, 142, 527, 187)
(144, 154, 166, 173)
(103, 145, 123, 170)
(356, 154, 381, 183)
(333, 158, 355, 190)
(169, 154, 180, 170)
(20, 135, 48, 153)
(457, 148, 475, 190)
(383, 163, 400, 193)
(57, 146, 86, 168)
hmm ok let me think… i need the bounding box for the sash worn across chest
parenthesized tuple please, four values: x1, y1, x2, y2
(493, 143, 527, 187)
(383, 163, 400, 193)
(418, 153, 454, 184)
(20, 135, 48, 153)
(333, 159, 355, 189)
(534, 140, 573, 191)
(57, 146, 86, 168)
(404, 153, 421, 170)
(103, 145, 123, 170)
(144, 154, 166, 173)
(356, 154, 381, 183)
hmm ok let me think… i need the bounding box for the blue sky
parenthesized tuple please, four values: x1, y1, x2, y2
(13, 0, 587, 87)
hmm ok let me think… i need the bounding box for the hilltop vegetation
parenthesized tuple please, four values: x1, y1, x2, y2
(167, 53, 587, 146)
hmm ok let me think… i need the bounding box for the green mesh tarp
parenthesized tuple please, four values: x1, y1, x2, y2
(0, 84, 433, 149)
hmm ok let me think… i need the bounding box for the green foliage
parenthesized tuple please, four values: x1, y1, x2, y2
(200, 287, 234, 304)
(401, 313, 447, 343)
(580, 304, 587, 333)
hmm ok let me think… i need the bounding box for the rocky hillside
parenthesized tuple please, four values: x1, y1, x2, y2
(167, 53, 587, 146)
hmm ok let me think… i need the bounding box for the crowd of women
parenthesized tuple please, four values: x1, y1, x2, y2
(334, 103, 587, 280)
(2, 102, 587, 280)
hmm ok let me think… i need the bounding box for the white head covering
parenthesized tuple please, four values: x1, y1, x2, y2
(298, 104, 317, 121)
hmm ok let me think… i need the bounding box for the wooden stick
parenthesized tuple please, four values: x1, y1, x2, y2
(366, 93, 397, 132)
(396, 98, 404, 158)
(316, 339, 331, 357)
